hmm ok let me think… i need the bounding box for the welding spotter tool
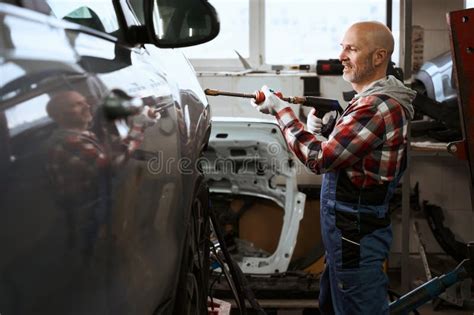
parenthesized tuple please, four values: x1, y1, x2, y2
(204, 88, 343, 118)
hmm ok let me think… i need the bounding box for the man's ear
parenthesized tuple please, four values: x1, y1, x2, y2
(373, 48, 388, 67)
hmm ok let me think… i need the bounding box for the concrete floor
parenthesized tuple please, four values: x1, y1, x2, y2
(386, 256, 473, 315)
(228, 256, 474, 314)
(229, 302, 473, 314)
(258, 303, 472, 315)
(415, 303, 471, 315)
(386, 267, 473, 315)
(229, 268, 474, 315)
(276, 305, 471, 314)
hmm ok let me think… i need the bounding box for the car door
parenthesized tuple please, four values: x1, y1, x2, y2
(0, 1, 209, 314)
(0, 4, 115, 313)
(51, 3, 202, 314)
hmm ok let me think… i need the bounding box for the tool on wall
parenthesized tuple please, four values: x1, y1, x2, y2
(204, 88, 344, 118)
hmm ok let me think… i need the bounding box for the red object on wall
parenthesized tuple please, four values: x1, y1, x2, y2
(447, 8, 474, 209)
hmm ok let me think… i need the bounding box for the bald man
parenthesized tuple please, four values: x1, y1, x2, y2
(251, 22, 416, 314)
(46, 91, 94, 131)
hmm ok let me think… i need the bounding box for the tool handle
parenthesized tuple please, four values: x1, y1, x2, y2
(204, 88, 343, 120)
(204, 88, 220, 96)
(302, 97, 344, 118)
(204, 88, 256, 99)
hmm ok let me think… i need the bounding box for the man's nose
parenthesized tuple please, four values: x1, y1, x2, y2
(339, 51, 348, 62)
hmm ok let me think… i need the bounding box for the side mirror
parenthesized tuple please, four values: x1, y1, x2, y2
(144, 0, 220, 48)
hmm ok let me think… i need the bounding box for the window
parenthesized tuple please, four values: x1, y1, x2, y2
(181, 0, 398, 70)
(46, 0, 120, 35)
(179, 0, 250, 69)
(466, 0, 474, 8)
(265, 0, 386, 64)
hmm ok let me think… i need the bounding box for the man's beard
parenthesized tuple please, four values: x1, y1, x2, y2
(342, 55, 375, 83)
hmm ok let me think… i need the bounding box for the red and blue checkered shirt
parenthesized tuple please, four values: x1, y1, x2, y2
(276, 94, 409, 188)
(47, 121, 146, 201)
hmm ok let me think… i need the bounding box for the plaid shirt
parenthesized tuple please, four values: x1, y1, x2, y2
(276, 94, 408, 188)
(47, 121, 145, 202)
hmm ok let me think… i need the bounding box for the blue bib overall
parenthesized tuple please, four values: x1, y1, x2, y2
(318, 168, 403, 315)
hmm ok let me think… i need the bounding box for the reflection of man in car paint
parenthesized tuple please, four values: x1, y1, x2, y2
(46, 90, 110, 257)
(46, 90, 151, 257)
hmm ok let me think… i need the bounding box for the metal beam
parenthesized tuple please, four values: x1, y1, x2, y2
(400, 0, 413, 293)
(447, 8, 474, 211)
(400, 0, 413, 79)
(387, 0, 393, 30)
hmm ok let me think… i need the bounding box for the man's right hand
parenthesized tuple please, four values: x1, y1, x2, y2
(307, 108, 323, 134)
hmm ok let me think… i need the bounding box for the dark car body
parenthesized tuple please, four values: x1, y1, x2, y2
(0, 0, 218, 314)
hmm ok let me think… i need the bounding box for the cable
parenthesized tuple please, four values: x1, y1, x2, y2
(210, 202, 248, 315)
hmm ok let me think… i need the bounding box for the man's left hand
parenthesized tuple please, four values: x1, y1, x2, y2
(250, 85, 290, 115)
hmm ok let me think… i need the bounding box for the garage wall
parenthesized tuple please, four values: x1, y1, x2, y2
(390, 0, 472, 264)
(412, 0, 464, 63)
(391, 156, 472, 256)
(197, 0, 472, 265)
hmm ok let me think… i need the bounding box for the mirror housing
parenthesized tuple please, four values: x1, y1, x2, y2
(144, 0, 220, 48)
